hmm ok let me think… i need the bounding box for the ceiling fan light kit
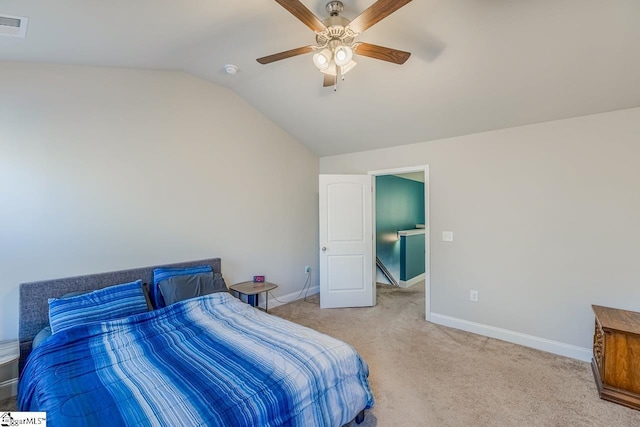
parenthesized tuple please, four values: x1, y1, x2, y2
(257, 0, 413, 90)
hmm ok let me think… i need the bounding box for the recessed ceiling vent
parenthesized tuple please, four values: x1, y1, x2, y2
(0, 14, 28, 38)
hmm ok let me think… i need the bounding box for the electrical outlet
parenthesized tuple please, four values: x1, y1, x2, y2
(442, 231, 454, 242)
(305, 266, 311, 274)
(470, 290, 479, 302)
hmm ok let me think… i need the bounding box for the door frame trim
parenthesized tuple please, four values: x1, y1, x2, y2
(368, 165, 431, 321)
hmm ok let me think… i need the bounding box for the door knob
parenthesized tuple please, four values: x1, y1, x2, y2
(321, 246, 327, 252)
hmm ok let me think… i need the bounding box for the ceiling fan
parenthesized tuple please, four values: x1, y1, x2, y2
(257, 0, 413, 89)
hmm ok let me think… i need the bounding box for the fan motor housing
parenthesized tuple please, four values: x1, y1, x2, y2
(326, 1, 344, 16)
(317, 3, 355, 47)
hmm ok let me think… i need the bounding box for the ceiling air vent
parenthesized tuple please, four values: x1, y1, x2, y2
(0, 14, 28, 38)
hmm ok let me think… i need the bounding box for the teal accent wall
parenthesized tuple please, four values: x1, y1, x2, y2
(376, 175, 425, 283)
(400, 233, 426, 281)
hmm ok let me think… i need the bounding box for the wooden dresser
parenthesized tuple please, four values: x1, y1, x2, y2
(591, 305, 640, 410)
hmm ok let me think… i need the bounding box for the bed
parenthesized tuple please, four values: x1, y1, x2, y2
(18, 258, 374, 426)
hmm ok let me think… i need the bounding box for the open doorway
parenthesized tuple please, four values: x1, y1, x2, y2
(369, 166, 431, 321)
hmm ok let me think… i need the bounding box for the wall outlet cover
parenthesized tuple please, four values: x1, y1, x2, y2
(253, 275, 265, 283)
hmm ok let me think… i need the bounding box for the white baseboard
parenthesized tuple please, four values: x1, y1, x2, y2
(399, 273, 425, 288)
(261, 285, 319, 310)
(430, 313, 592, 362)
(0, 378, 18, 401)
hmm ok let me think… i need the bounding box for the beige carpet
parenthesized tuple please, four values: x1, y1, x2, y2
(271, 283, 640, 427)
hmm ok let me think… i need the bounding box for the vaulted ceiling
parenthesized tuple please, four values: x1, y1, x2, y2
(2, 0, 639, 156)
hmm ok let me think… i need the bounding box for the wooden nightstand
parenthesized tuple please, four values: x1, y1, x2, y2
(230, 281, 278, 313)
(591, 305, 640, 410)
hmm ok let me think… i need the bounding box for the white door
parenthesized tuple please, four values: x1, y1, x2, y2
(319, 174, 374, 308)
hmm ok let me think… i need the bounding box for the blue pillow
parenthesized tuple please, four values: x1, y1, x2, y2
(48, 279, 148, 334)
(152, 265, 212, 308)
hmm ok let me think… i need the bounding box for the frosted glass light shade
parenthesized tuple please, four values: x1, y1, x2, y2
(320, 63, 338, 76)
(313, 49, 332, 70)
(334, 45, 353, 67)
(340, 60, 357, 75)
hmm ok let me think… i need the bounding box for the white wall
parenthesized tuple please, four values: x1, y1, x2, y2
(321, 107, 640, 354)
(0, 62, 319, 340)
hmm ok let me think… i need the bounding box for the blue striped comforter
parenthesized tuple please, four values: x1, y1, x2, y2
(19, 293, 374, 426)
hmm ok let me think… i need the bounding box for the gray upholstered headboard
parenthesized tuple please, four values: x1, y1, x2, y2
(18, 258, 221, 372)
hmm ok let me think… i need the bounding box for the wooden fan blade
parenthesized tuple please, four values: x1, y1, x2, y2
(323, 73, 337, 87)
(355, 42, 411, 64)
(257, 46, 315, 64)
(275, 0, 327, 33)
(348, 0, 413, 34)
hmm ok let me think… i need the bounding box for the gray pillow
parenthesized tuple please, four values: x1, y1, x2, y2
(33, 326, 52, 349)
(141, 283, 153, 311)
(158, 272, 229, 306)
